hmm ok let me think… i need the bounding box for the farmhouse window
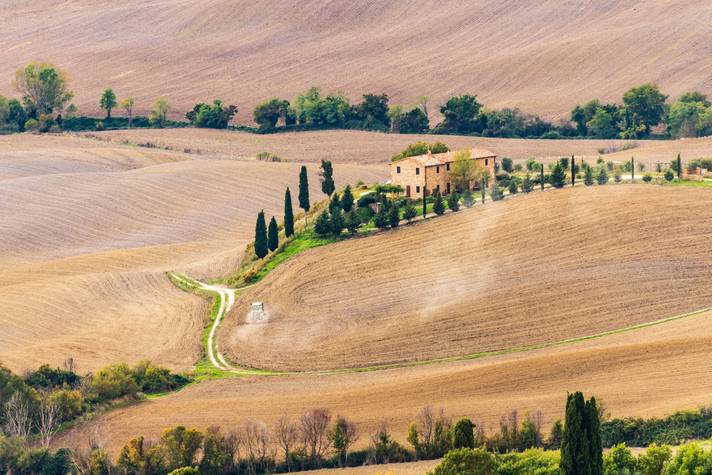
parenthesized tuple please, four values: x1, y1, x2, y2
(436, 166, 440, 173)
(416, 167, 420, 175)
(416, 186, 421, 193)
(446, 163, 451, 171)
(485, 159, 489, 166)
(397, 166, 401, 174)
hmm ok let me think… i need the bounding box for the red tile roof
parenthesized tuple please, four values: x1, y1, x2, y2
(409, 148, 497, 167)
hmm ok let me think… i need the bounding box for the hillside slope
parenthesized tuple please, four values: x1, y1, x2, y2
(220, 186, 712, 371)
(0, 135, 386, 372)
(58, 308, 712, 456)
(1, 0, 710, 121)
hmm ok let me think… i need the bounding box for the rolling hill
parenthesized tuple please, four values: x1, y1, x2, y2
(57, 308, 712, 456)
(219, 185, 712, 371)
(0, 134, 386, 373)
(1, 0, 711, 122)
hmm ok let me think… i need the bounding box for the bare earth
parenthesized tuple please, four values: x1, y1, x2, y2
(1, 1, 711, 122)
(86, 128, 712, 168)
(220, 185, 712, 371)
(0, 134, 385, 373)
(57, 308, 712, 456)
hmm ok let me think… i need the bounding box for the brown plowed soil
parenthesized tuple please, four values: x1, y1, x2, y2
(220, 186, 712, 371)
(56, 309, 712, 456)
(1, 1, 710, 122)
(0, 135, 386, 373)
(88, 129, 712, 169)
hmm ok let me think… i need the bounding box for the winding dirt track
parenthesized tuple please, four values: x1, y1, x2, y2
(0, 134, 386, 373)
(56, 307, 712, 456)
(220, 185, 712, 371)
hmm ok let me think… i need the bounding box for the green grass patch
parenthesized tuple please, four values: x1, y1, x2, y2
(663, 179, 712, 188)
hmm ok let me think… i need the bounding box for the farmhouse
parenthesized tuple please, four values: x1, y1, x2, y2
(389, 148, 497, 198)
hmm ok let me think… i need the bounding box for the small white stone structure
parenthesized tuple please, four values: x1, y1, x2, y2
(248, 302, 267, 323)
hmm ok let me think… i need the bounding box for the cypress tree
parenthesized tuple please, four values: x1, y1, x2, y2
(481, 177, 486, 203)
(341, 185, 354, 212)
(320, 160, 335, 196)
(254, 211, 268, 259)
(571, 155, 576, 187)
(631, 157, 635, 182)
(586, 397, 603, 475)
(677, 153, 682, 179)
(540, 163, 545, 191)
(422, 187, 428, 218)
(267, 216, 279, 252)
(561, 392, 589, 475)
(284, 188, 294, 237)
(298, 166, 310, 223)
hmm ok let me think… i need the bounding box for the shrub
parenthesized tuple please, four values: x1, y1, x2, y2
(429, 448, 498, 475)
(49, 389, 85, 423)
(131, 361, 190, 394)
(490, 184, 504, 201)
(462, 189, 475, 207)
(447, 192, 460, 212)
(344, 210, 362, 234)
(24, 364, 80, 389)
(255, 151, 285, 162)
(498, 449, 559, 475)
(501, 157, 513, 173)
(664, 169, 675, 181)
(357, 192, 377, 208)
(449, 418, 476, 449)
(24, 118, 39, 131)
(388, 205, 400, 228)
(549, 162, 566, 188)
(603, 443, 636, 475)
(88, 363, 140, 402)
(643, 174, 653, 183)
(403, 204, 418, 222)
(185, 100, 237, 129)
(597, 167, 609, 185)
(584, 167, 594, 186)
(508, 178, 519, 195)
(614, 172, 622, 183)
(433, 192, 445, 215)
(521, 174, 533, 193)
(314, 211, 332, 236)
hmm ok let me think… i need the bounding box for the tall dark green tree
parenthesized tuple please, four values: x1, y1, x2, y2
(481, 177, 486, 203)
(254, 211, 268, 259)
(268, 216, 279, 252)
(341, 185, 354, 212)
(540, 163, 545, 191)
(298, 166, 310, 223)
(422, 187, 428, 218)
(631, 157, 635, 181)
(320, 160, 335, 197)
(284, 188, 294, 237)
(561, 392, 603, 475)
(571, 155, 576, 187)
(677, 153, 682, 179)
(450, 418, 476, 449)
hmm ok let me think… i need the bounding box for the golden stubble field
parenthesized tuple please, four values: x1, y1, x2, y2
(1, 1, 711, 122)
(220, 185, 712, 371)
(86, 128, 712, 168)
(57, 307, 712, 456)
(0, 133, 386, 373)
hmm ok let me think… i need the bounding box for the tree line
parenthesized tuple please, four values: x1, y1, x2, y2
(2, 62, 710, 140)
(5, 390, 708, 474)
(0, 361, 189, 451)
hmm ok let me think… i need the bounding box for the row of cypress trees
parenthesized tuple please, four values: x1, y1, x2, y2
(254, 165, 312, 259)
(561, 392, 603, 475)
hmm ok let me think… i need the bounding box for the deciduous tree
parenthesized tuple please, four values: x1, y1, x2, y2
(99, 88, 117, 119)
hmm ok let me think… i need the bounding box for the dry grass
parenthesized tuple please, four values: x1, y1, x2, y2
(0, 134, 386, 373)
(219, 185, 712, 371)
(1, 1, 710, 122)
(290, 460, 439, 475)
(56, 308, 712, 456)
(88, 129, 712, 171)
